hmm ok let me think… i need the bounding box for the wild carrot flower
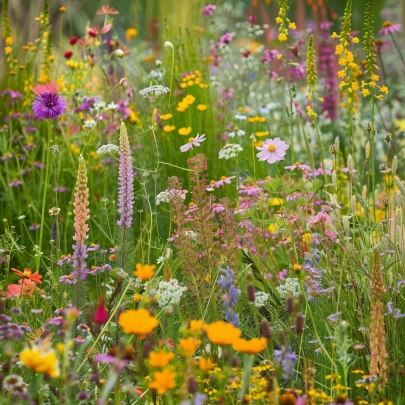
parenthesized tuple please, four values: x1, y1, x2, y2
(117, 122, 134, 228)
(32, 91, 66, 120)
(180, 134, 206, 152)
(256, 138, 289, 164)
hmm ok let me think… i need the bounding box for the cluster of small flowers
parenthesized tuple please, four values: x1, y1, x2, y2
(276, 277, 300, 299)
(219, 144, 243, 160)
(253, 291, 269, 308)
(139, 85, 170, 98)
(96, 144, 119, 155)
(156, 188, 187, 205)
(83, 118, 97, 129)
(156, 279, 187, 308)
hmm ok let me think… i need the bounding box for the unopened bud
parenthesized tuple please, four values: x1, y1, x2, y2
(231, 355, 240, 368)
(247, 284, 255, 302)
(295, 314, 305, 334)
(187, 376, 198, 394)
(286, 297, 295, 313)
(114, 49, 124, 58)
(260, 319, 272, 338)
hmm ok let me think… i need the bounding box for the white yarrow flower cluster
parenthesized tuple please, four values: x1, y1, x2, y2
(96, 144, 119, 155)
(219, 144, 243, 160)
(83, 119, 97, 129)
(276, 277, 301, 299)
(139, 85, 170, 98)
(156, 188, 187, 205)
(253, 291, 269, 308)
(156, 279, 187, 308)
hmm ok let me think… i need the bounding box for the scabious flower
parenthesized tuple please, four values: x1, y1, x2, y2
(217, 267, 241, 327)
(180, 134, 206, 152)
(256, 138, 289, 164)
(202, 4, 216, 16)
(117, 122, 134, 228)
(32, 91, 66, 120)
(379, 21, 401, 36)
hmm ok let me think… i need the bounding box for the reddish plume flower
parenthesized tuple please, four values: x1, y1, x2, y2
(69, 36, 79, 45)
(94, 296, 109, 324)
(64, 51, 73, 59)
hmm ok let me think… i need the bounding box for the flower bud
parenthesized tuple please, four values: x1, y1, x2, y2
(115, 49, 124, 58)
(231, 355, 240, 368)
(247, 284, 255, 302)
(295, 314, 305, 334)
(286, 297, 295, 313)
(260, 319, 272, 338)
(187, 376, 198, 394)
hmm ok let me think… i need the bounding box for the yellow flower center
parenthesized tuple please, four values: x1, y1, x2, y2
(268, 144, 276, 152)
(294, 162, 300, 166)
(221, 176, 226, 180)
(382, 21, 392, 28)
(188, 137, 195, 143)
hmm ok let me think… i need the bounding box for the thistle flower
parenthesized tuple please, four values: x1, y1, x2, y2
(117, 122, 134, 228)
(32, 91, 66, 120)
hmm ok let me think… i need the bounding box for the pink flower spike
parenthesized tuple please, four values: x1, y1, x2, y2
(180, 134, 206, 152)
(256, 138, 289, 164)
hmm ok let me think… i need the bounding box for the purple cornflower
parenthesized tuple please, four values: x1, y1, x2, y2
(8, 179, 22, 187)
(274, 345, 297, 380)
(379, 21, 401, 36)
(217, 267, 240, 327)
(117, 122, 134, 228)
(32, 91, 66, 120)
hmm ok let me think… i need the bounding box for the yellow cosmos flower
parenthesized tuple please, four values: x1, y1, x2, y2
(203, 321, 241, 346)
(125, 28, 138, 41)
(20, 346, 59, 377)
(255, 131, 269, 137)
(198, 357, 216, 371)
(232, 337, 267, 354)
(197, 104, 207, 111)
(179, 337, 202, 356)
(148, 350, 174, 367)
(163, 125, 176, 132)
(134, 263, 156, 280)
(160, 114, 173, 120)
(149, 369, 176, 395)
(268, 224, 277, 234)
(118, 309, 158, 335)
(270, 197, 284, 205)
(179, 127, 192, 136)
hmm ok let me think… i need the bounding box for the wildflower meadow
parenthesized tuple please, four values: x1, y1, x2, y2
(2, 0, 405, 403)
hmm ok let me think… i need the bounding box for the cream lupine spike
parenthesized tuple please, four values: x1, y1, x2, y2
(369, 249, 388, 388)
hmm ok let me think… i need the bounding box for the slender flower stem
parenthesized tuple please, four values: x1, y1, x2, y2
(37, 120, 52, 273)
(390, 33, 405, 70)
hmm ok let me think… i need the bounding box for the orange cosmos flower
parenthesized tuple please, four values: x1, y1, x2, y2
(149, 369, 176, 395)
(232, 337, 268, 354)
(118, 309, 158, 335)
(189, 319, 204, 333)
(198, 357, 216, 371)
(11, 268, 42, 284)
(179, 337, 202, 356)
(134, 264, 156, 280)
(148, 350, 174, 367)
(203, 321, 241, 346)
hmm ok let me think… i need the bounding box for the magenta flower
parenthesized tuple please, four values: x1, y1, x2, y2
(284, 162, 311, 171)
(180, 134, 206, 152)
(32, 91, 66, 120)
(256, 138, 289, 164)
(379, 21, 401, 36)
(214, 176, 236, 188)
(202, 4, 216, 16)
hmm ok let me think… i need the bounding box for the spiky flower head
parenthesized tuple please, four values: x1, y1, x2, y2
(32, 91, 66, 120)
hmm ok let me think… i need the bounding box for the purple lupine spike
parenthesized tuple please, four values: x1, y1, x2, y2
(67, 155, 90, 282)
(117, 122, 134, 228)
(217, 267, 240, 327)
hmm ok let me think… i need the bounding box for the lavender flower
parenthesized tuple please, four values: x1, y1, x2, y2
(217, 267, 240, 327)
(32, 91, 66, 120)
(117, 122, 134, 228)
(274, 345, 297, 380)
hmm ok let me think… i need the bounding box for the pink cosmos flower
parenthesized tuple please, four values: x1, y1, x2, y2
(180, 134, 206, 152)
(203, 4, 216, 16)
(379, 21, 401, 36)
(256, 138, 289, 164)
(284, 162, 311, 171)
(214, 176, 236, 188)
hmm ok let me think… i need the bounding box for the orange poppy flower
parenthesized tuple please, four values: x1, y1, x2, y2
(11, 268, 42, 284)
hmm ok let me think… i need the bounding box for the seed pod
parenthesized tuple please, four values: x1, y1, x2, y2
(247, 284, 255, 302)
(260, 319, 272, 338)
(392, 155, 398, 175)
(187, 376, 198, 394)
(295, 314, 305, 334)
(286, 297, 295, 313)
